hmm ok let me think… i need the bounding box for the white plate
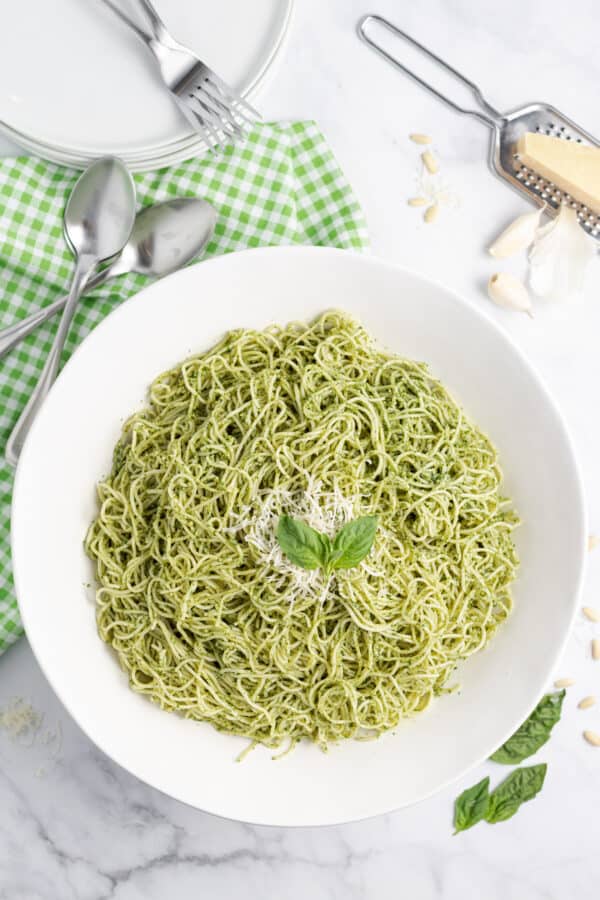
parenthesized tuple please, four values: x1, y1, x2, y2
(12, 247, 586, 826)
(0, 119, 209, 173)
(0, 0, 292, 163)
(0, 118, 227, 173)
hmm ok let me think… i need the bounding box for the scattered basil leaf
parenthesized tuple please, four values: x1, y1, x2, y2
(328, 516, 378, 571)
(485, 764, 547, 823)
(276, 516, 331, 570)
(490, 691, 565, 764)
(453, 776, 490, 834)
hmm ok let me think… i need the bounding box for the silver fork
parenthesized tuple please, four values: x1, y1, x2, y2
(100, 0, 259, 151)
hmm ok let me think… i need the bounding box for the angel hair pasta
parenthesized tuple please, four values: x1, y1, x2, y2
(85, 311, 519, 753)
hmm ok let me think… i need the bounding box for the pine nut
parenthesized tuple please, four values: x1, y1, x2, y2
(578, 696, 596, 710)
(424, 204, 439, 224)
(421, 151, 439, 174)
(583, 606, 600, 622)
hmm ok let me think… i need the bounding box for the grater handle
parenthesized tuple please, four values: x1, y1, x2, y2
(358, 15, 503, 129)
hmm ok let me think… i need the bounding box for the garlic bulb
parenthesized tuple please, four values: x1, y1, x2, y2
(488, 207, 544, 258)
(487, 272, 533, 316)
(528, 204, 596, 301)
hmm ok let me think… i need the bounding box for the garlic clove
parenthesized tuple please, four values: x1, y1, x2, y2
(488, 207, 545, 258)
(487, 272, 533, 316)
(528, 204, 596, 301)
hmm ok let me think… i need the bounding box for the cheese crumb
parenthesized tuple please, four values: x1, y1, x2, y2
(0, 698, 42, 743)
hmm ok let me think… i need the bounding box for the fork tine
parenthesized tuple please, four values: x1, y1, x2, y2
(201, 80, 248, 131)
(203, 77, 255, 130)
(193, 82, 238, 128)
(178, 96, 220, 153)
(197, 86, 247, 145)
(188, 93, 222, 138)
(196, 78, 243, 125)
(195, 85, 244, 139)
(200, 116, 223, 154)
(186, 95, 224, 152)
(206, 76, 256, 124)
(209, 72, 261, 121)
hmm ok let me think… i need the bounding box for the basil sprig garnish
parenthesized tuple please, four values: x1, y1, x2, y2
(276, 515, 378, 575)
(275, 516, 333, 571)
(490, 690, 565, 764)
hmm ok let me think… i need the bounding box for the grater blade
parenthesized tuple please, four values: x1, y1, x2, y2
(358, 16, 600, 241)
(494, 104, 600, 238)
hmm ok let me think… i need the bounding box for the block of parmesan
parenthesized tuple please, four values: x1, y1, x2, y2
(515, 132, 600, 213)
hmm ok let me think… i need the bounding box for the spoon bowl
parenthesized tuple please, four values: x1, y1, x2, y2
(0, 198, 217, 360)
(64, 157, 136, 263)
(110, 198, 217, 278)
(6, 157, 136, 465)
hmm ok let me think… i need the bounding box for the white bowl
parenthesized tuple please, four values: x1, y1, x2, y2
(12, 247, 586, 826)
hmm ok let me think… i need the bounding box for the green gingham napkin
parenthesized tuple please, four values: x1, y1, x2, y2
(0, 121, 368, 654)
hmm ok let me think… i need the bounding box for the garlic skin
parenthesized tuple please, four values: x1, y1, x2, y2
(488, 207, 544, 258)
(487, 272, 533, 316)
(528, 204, 596, 301)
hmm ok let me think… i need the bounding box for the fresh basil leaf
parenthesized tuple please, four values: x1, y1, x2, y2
(490, 691, 565, 764)
(276, 516, 331, 570)
(453, 776, 490, 834)
(329, 516, 378, 571)
(485, 764, 547, 824)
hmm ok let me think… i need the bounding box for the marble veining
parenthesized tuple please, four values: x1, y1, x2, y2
(2, 0, 600, 896)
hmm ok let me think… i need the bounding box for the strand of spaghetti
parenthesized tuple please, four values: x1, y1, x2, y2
(85, 311, 519, 751)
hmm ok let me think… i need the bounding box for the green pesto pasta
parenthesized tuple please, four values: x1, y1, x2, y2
(85, 311, 519, 752)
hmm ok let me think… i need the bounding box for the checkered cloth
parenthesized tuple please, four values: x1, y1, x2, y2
(0, 121, 368, 654)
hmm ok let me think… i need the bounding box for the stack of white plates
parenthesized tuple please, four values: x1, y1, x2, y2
(0, 0, 293, 171)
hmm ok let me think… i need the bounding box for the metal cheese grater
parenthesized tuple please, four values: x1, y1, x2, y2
(359, 15, 600, 238)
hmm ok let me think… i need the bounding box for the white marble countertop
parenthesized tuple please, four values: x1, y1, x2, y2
(2, 0, 600, 896)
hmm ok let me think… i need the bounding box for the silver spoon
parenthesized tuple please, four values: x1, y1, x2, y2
(0, 198, 217, 360)
(6, 157, 136, 466)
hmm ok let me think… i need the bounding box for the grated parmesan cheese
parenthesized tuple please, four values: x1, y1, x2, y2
(0, 697, 42, 744)
(0, 697, 63, 774)
(228, 479, 388, 604)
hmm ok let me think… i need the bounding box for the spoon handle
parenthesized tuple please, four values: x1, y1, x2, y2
(5, 257, 96, 466)
(0, 266, 111, 360)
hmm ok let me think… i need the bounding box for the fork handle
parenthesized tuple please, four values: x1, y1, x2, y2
(99, 0, 154, 47)
(101, 0, 178, 50)
(130, 0, 171, 41)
